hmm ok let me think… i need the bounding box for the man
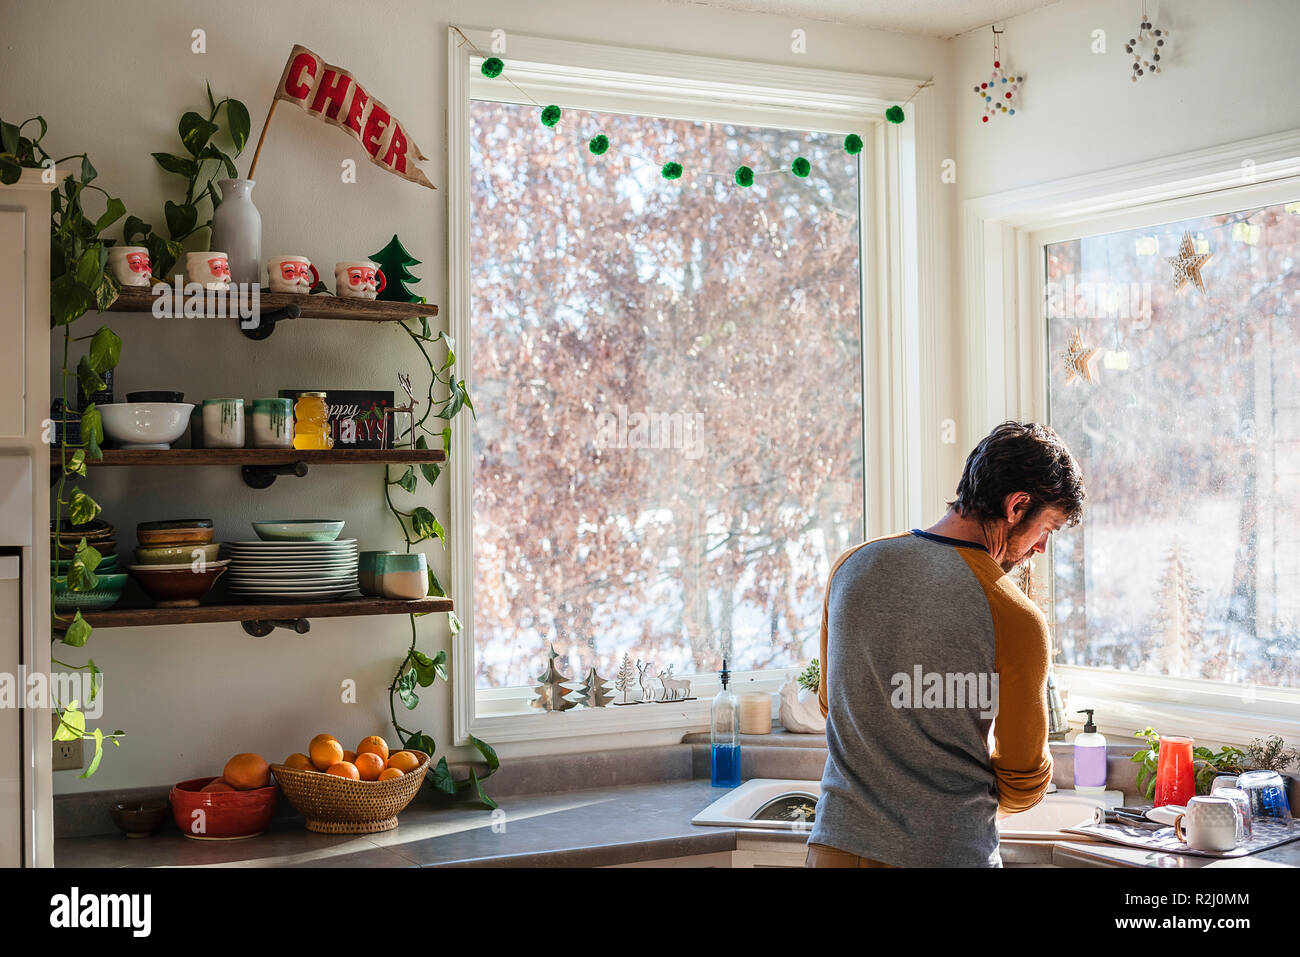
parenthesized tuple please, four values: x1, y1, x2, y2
(805, 421, 1086, 867)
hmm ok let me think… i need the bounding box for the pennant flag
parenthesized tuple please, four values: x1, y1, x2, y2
(273, 44, 435, 189)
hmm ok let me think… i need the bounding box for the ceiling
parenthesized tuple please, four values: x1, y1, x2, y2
(666, 0, 1063, 38)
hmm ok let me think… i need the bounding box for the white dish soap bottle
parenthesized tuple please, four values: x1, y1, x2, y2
(1073, 708, 1107, 795)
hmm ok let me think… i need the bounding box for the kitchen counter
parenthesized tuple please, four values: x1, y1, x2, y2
(55, 779, 808, 868)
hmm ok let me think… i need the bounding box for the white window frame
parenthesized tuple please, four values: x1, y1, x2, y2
(447, 27, 941, 745)
(961, 127, 1300, 745)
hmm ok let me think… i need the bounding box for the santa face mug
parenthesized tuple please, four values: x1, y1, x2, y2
(186, 251, 232, 290)
(107, 246, 153, 287)
(267, 255, 319, 294)
(335, 260, 386, 300)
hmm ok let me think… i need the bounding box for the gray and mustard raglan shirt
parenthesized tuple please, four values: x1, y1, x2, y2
(808, 530, 1053, 867)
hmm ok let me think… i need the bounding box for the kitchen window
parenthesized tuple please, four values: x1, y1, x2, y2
(1044, 198, 1300, 694)
(446, 29, 935, 743)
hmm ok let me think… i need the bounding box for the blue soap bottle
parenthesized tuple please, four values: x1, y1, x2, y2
(710, 659, 741, 788)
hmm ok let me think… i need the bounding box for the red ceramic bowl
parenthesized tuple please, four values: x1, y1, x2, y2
(169, 776, 277, 840)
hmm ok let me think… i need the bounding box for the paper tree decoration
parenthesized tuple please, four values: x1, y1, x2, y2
(530, 643, 577, 711)
(368, 234, 422, 303)
(573, 667, 615, 708)
(1166, 232, 1212, 294)
(613, 653, 636, 704)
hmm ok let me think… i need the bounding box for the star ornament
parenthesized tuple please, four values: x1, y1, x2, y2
(1059, 328, 1100, 385)
(1166, 232, 1212, 294)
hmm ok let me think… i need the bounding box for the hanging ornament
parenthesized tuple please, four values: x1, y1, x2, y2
(540, 104, 562, 127)
(660, 161, 683, 180)
(1166, 232, 1212, 294)
(1058, 328, 1100, 385)
(480, 57, 504, 79)
(734, 165, 754, 187)
(972, 26, 1022, 122)
(588, 133, 609, 155)
(843, 133, 863, 155)
(1125, 5, 1169, 82)
(885, 105, 905, 124)
(791, 156, 810, 177)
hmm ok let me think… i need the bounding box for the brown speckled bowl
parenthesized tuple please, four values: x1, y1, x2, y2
(127, 560, 228, 607)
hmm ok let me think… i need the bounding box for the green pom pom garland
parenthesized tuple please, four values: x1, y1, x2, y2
(540, 104, 562, 127)
(588, 134, 609, 155)
(843, 133, 863, 155)
(791, 156, 811, 178)
(661, 161, 683, 180)
(480, 57, 504, 79)
(734, 165, 754, 187)
(885, 105, 905, 124)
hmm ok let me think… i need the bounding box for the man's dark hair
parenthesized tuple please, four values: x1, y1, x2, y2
(948, 421, 1085, 527)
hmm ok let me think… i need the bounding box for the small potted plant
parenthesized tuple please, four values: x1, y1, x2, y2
(778, 659, 826, 734)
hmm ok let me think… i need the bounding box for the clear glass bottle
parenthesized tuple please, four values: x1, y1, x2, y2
(710, 658, 741, 788)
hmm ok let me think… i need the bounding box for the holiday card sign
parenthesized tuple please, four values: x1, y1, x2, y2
(273, 44, 435, 189)
(280, 389, 394, 449)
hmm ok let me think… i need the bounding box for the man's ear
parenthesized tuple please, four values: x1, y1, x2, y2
(1004, 492, 1033, 524)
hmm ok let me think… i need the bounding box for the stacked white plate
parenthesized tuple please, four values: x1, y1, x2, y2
(224, 539, 360, 601)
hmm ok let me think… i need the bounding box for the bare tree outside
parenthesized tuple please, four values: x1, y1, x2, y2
(1046, 198, 1300, 689)
(469, 101, 865, 689)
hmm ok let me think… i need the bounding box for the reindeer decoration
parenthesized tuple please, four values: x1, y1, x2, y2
(657, 665, 691, 701)
(635, 659, 658, 703)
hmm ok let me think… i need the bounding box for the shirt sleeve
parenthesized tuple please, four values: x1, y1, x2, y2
(958, 551, 1053, 813)
(818, 542, 871, 720)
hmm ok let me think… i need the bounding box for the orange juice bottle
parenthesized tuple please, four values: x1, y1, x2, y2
(292, 392, 334, 450)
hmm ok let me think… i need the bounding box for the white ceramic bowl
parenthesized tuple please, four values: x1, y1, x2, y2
(251, 521, 345, 542)
(99, 402, 195, 450)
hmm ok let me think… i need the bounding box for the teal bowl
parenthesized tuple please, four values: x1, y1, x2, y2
(251, 520, 345, 542)
(358, 551, 396, 597)
(52, 572, 128, 611)
(376, 552, 428, 601)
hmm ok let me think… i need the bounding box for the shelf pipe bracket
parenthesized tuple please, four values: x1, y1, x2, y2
(240, 460, 309, 489)
(241, 618, 311, 637)
(240, 301, 302, 341)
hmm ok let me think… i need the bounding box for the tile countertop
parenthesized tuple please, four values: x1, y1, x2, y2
(55, 779, 808, 869)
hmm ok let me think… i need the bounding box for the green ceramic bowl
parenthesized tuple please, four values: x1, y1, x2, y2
(251, 520, 344, 542)
(52, 555, 119, 574)
(134, 542, 221, 566)
(52, 573, 128, 611)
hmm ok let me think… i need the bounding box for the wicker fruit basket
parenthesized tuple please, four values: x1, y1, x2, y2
(270, 752, 430, 834)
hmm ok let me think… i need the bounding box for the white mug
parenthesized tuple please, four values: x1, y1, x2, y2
(186, 251, 232, 290)
(107, 246, 152, 287)
(335, 260, 386, 300)
(267, 255, 319, 294)
(1173, 795, 1239, 852)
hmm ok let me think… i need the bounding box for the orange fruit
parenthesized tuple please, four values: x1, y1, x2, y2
(342, 749, 357, 764)
(201, 778, 234, 792)
(386, 750, 420, 773)
(309, 737, 344, 771)
(326, 761, 359, 780)
(309, 733, 337, 749)
(223, 753, 270, 790)
(378, 767, 404, 781)
(283, 752, 314, 771)
(354, 752, 385, 781)
(357, 735, 390, 764)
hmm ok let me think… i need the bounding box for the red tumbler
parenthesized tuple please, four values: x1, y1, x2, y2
(1154, 735, 1196, 807)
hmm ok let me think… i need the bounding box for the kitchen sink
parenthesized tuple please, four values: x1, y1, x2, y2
(691, 778, 1123, 837)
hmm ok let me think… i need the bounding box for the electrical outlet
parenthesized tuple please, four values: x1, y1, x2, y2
(52, 717, 85, 772)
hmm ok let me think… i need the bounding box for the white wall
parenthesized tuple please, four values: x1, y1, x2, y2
(2, 0, 954, 791)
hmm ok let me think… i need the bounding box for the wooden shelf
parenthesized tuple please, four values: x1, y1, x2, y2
(106, 285, 437, 322)
(88, 448, 446, 467)
(70, 597, 453, 632)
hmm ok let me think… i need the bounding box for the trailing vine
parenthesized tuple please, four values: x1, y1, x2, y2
(382, 314, 499, 808)
(2, 114, 127, 775)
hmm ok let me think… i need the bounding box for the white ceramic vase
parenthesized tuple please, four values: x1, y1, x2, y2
(211, 179, 261, 288)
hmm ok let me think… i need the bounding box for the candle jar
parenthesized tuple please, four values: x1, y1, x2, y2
(1154, 735, 1196, 807)
(202, 398, 245, 448)
(251, 398, 294, 448)
(739, 692, 773, 734)
(292, 392, 333, 450)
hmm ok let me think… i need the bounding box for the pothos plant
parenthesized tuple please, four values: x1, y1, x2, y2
(382, 314, 499, 809)
(126, 84, 250, 278)
(1, 114, 127, 775)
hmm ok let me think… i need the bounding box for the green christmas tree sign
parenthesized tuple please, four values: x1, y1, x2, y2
(368, 234, 422, 303)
